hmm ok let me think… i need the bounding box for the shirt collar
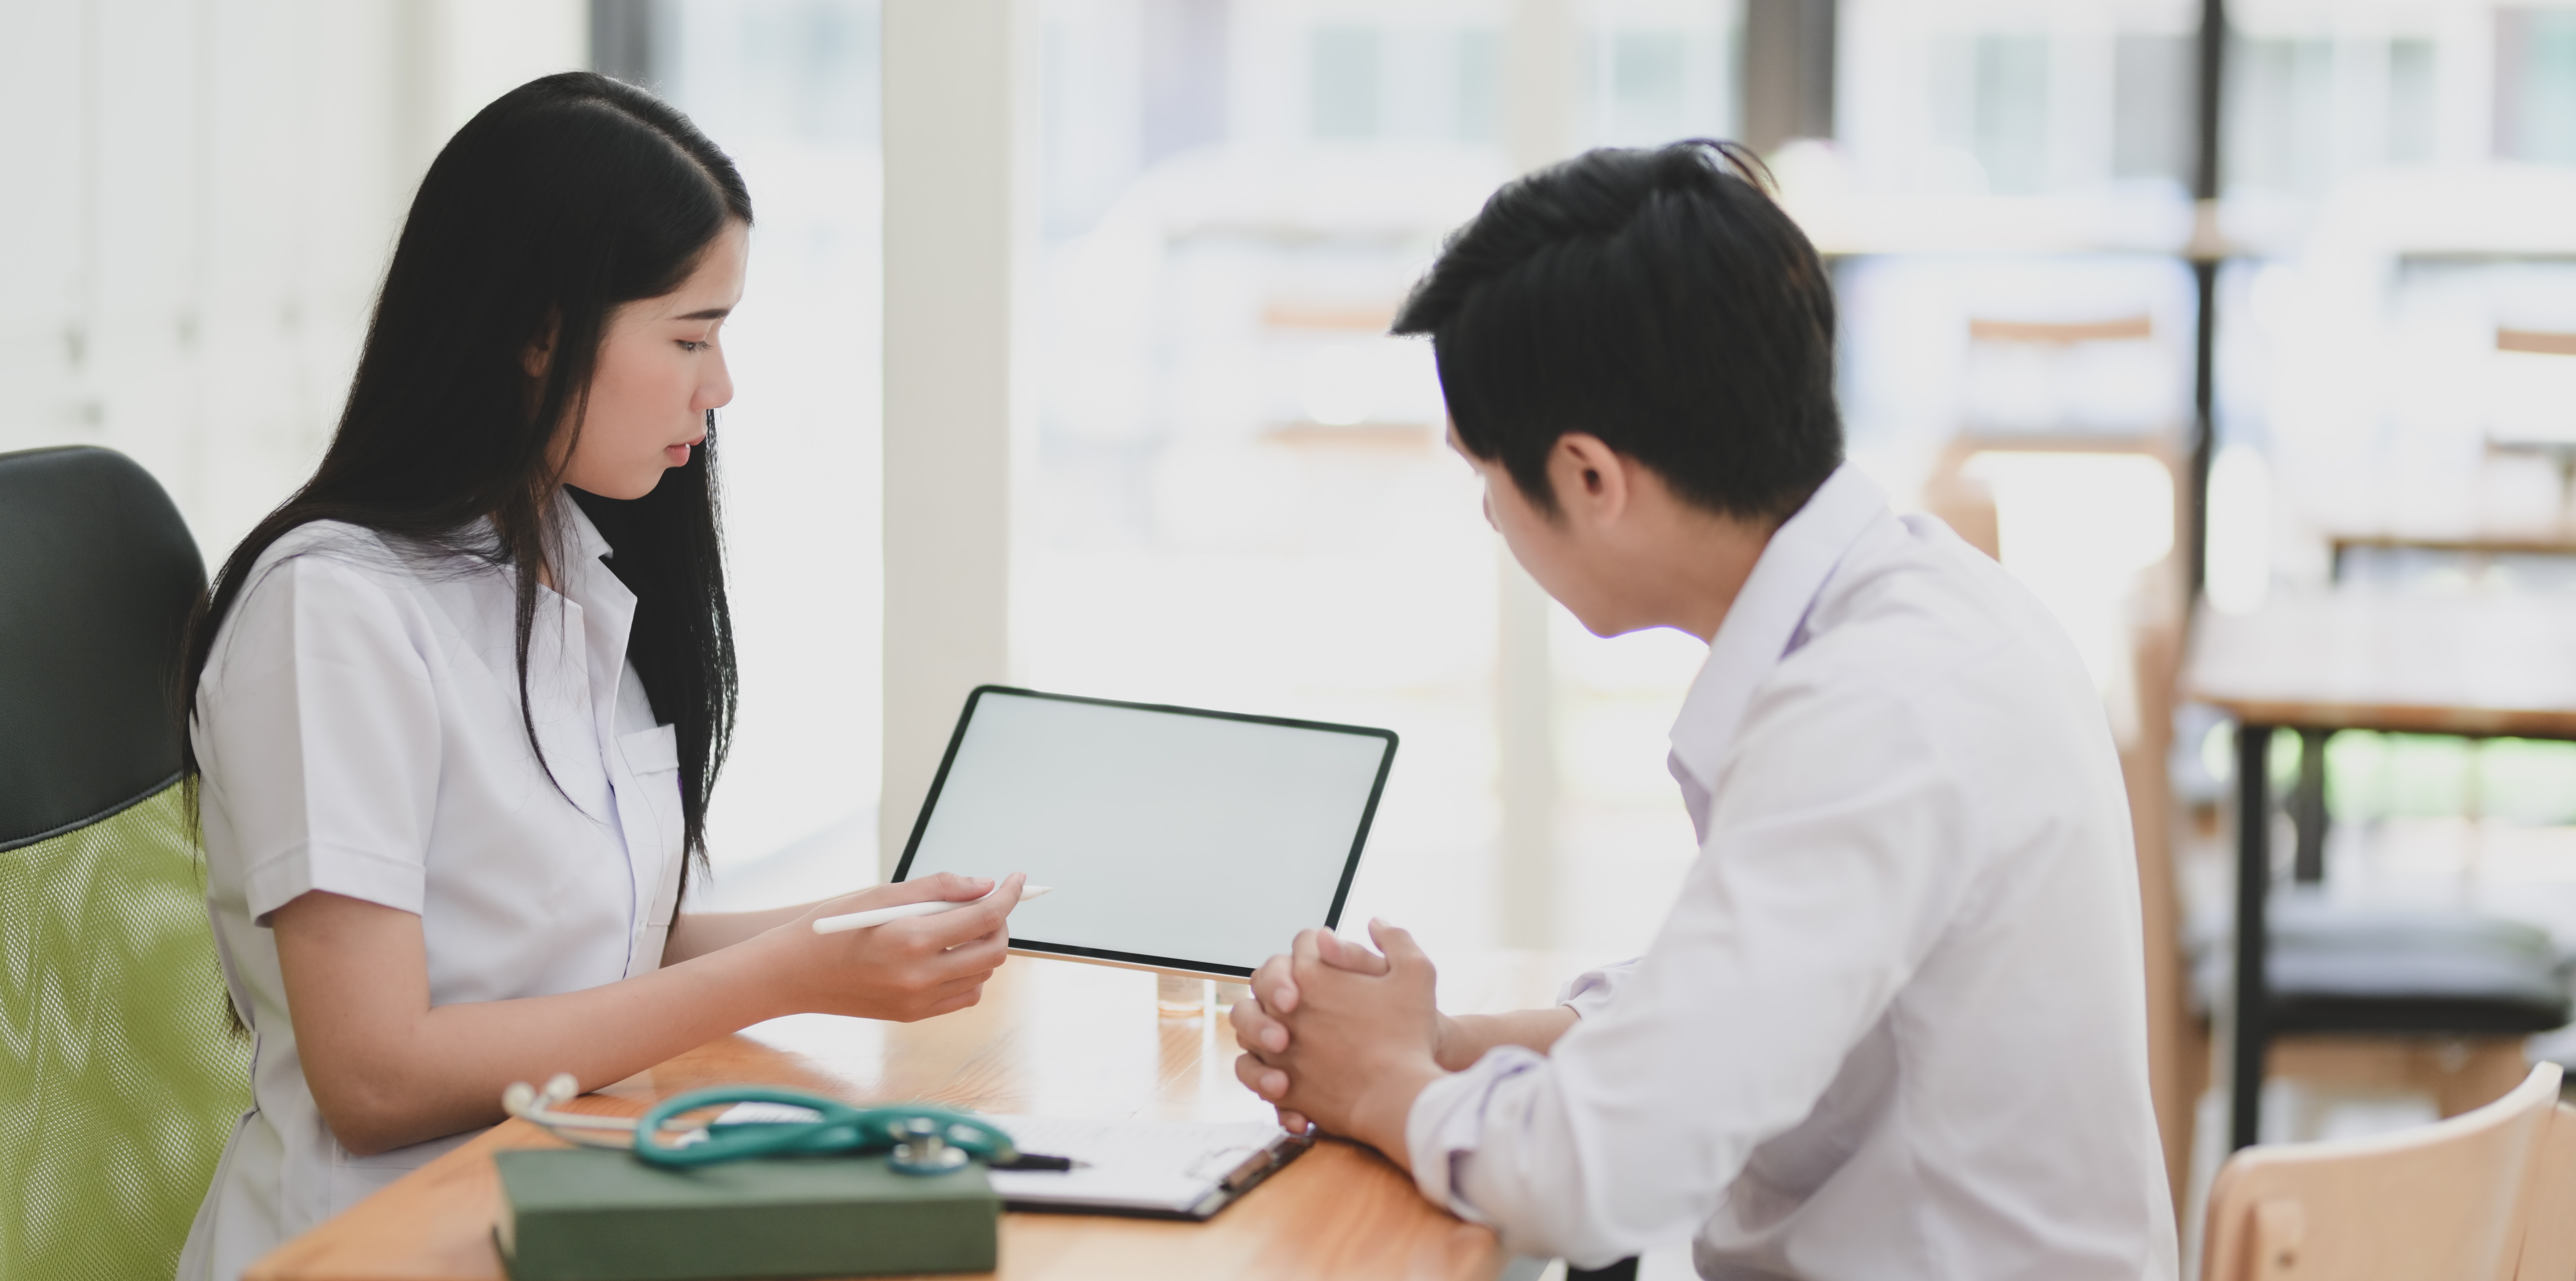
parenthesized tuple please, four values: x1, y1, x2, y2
(1667, 463, 1890, 792)
(551, 493, 640, 722)
(560, 492, 616, 569)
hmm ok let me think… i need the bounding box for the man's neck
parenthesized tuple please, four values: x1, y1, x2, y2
(1662, 514, 1779, 644)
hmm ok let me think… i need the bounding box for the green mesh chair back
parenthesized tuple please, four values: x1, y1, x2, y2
(1, 446, 248, 1280)
(3, 787, 248, 1278)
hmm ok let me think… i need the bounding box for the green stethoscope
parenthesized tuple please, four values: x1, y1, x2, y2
(503, 1073, 1021, 1174)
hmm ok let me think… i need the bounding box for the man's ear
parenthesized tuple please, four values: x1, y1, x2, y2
(1551, 433, 1631, 525)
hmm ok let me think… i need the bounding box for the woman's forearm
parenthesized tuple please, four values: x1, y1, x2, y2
(663, 901, 821, 965)
(365, 957, 783, 1152)
(274, 875, 1019, 1156)
(276, 893, 789, 1154)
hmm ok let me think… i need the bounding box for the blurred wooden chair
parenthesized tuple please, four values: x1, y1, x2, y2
(2128, 593, 2203, 1221)
(2234, 341, 2571, 1151)
(2323, 327, 2576, 579)
(1922, 312, 2204, 1214)
(1922, 312, 2179, 564)
(2199, 1062, 2573, 1281)
(2488, 326, 2576, 521)
(1925, 315, 2556, 1231)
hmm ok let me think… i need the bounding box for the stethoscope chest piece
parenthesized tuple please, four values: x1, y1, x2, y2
(888, 1116, 972, 1174)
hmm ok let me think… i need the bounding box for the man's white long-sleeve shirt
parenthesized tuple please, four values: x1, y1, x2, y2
(1406, 465, 2177, 1280)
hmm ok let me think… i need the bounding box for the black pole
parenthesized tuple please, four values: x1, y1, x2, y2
(2292, 727, 2329, 881)
(1743, 0, 1838, 154)
(2191, 257, 2219, 594)
(2188, 0, 2226, 595)
(2231, 723, 2271, 1151)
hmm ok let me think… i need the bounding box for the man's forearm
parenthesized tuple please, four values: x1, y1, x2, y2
(1347, 1056, 1448, 1173)
(1435, 1006, 1580, 1072)
(1353, 1007, 1579, 1173)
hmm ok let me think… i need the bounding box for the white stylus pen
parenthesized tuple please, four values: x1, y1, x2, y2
(811, 883, 1053, 935)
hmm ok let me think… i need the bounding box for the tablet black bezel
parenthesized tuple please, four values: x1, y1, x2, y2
(888, 684, 1399, 979)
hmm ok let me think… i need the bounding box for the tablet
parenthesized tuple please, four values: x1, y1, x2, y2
(890, 686, 1399, 978)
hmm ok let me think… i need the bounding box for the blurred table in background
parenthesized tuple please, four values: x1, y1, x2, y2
(2187, 591, 2576, 1151)
(248, 950, 1610, 1281)
(2326, 529, 2576, 583)
(2190, 592, 2576, 740)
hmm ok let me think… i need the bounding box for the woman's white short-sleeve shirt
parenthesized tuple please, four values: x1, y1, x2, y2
(177, 498, 686, 1281)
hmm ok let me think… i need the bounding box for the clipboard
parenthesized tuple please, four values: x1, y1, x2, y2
(714, 1104, 1312, 1221)
(977, 1114, 1314, 1220)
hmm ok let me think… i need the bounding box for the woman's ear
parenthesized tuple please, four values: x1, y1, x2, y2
(521, 312, 560, 380)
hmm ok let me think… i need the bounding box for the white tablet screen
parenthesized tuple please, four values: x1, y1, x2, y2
(894, 687, 1397, 974)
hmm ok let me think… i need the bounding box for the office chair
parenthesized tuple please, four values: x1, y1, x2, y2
(2199, 1062, 2573, 1281)
(0, 446, 249, 1279)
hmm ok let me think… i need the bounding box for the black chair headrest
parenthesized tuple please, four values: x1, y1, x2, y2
(0, 447, 206, 848)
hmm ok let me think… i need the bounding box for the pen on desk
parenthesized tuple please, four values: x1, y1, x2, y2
(988, 1152, 1082, 1171)
(811, 884, 1054, 935)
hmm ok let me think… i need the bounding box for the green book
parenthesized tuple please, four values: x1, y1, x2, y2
(494, 1149, 1000, 1280)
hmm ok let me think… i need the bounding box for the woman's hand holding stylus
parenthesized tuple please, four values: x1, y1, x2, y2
(754, 871, 1028, 1024)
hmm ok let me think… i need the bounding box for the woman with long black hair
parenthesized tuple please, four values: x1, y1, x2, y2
(175, 73, 1021, 1281)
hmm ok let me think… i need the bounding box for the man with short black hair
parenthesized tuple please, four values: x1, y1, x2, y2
(1230, 142, 2176, 1280)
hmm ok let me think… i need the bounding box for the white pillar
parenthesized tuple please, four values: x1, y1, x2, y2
(1504, 0, 1581, 170)
(395, 0, 589, 175)
(1494, 0, 1581, 948)
(878, 0, 1030, 876)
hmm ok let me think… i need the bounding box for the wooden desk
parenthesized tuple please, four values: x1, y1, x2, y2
(248, 951, 1597, 1281)
(2185, 590, 2576, 1151)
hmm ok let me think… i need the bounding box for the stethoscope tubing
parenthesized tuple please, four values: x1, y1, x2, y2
(502, 1075, 1020, 1171)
